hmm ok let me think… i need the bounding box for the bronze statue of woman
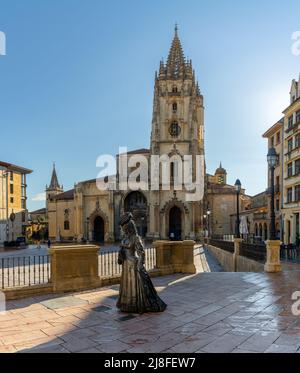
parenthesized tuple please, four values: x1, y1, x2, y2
(117, 212, 167, 314)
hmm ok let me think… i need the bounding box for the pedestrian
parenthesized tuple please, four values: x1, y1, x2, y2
(37, 240, 41, 249)
(47, 239, 51, 249)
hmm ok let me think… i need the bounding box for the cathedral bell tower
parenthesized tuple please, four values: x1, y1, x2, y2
(46, 163, 63, 211)
(148, 26, 205, 240)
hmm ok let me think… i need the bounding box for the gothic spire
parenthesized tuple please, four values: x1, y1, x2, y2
(166, 25, 186, 79)
(48, 163, 61, 191)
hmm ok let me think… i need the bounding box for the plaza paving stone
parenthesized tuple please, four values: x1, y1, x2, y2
(1, 247, 300, 353)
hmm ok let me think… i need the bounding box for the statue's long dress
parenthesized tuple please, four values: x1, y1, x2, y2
(117, 236, 167, 314)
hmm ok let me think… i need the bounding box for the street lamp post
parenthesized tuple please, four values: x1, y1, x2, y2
(267, 147, 278, 240)
(264, 147, 281, 273)
(234, 179, 242, 238)
(207, 210, 211, 238)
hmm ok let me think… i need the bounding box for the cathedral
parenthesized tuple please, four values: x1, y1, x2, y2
(46, 27, 249, 243)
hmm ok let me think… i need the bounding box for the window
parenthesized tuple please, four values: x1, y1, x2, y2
(169, 121, 181, 137)
(172, 86, 178, 93)
(288, 138, 293, 152)
(22, 212, 26, 223)
(271, 137, 274, 147)
(10, 197, 14, 204)
(218, 176, 225, 184)
(296, 110, 300, 123)
(172, 102, 177, 113)
(287, 188, 293, 203)
(276, 199, 280, 211)
(276, 131, 280, 144)
(295, 185, 300, 202)
(10, 172, 13, 181)
(64, 221, 70, 230)
(170, 162, 174, 180)
(288, 162, 293, 177)
(296, 159, 300, 175)
(10, 184, 14, 194)
(288, 115, 293, 128)
(296, 134, 300, 148)
(21, 186, 26, 198)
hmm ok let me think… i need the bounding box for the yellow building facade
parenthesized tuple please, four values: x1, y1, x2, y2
(0, 161, 32, 244)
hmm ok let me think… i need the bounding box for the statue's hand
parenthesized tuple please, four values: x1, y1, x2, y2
(118, 248, 126, 265)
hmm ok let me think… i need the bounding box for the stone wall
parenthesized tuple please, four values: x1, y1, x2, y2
(206, 244, 234, 271)
(206, 244, 264, 272)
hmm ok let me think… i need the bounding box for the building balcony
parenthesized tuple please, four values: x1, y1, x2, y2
(285, 172, 300, 180)
(253, 213, 268, 220)
(284, 198, 300, 206)
(285, 121, 300, 134)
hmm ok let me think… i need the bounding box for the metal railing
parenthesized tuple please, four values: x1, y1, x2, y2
(209, 239, 234, 253)
(240, 242, 266, 262)
(0, 255, 51, 289)
(0, 248, 157, 289)
(98, 247, 157, 278)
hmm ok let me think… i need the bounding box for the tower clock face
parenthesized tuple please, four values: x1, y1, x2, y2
(169, 122, 181, 137)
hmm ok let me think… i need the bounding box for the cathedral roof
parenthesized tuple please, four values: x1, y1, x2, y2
(118, 148, 150, 155)
(29, 208, 46, 215)
(53, 189, 74, 201)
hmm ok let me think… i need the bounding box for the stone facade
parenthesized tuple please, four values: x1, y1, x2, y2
(47, 28, 251, 243)
(230, 192, 268, 241)
(207, 165, 251, 237)
(262, 120, 284, 240)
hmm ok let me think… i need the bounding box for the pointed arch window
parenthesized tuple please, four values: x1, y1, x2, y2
(64, 220, 70, 230)
(169, 121, 181, 137)
(172, 102, 177, 113)
(172, 86, 178, 93)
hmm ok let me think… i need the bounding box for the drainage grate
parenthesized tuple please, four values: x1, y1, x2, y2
(118, 314, 137, 322)
(92, 305, 111, 313)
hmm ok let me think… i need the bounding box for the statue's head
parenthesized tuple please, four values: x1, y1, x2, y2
(120, 212, 138, 236)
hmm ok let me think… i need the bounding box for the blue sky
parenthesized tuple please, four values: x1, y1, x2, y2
(0, 0, 300, 211)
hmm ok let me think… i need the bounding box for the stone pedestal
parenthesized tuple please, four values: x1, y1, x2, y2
(264, 240, 282, 273)
(49, 245, 100, 292)
(154, 240, 196, 275)
(233, 238, 243, 272)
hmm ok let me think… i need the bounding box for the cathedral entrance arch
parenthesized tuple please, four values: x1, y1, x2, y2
(124, 191, 147, 237)
(93, 216, 105, 243)
(169, 206, 182, 240)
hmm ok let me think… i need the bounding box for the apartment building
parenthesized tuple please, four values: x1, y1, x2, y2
(282, 75, 300, 244)
(0, 161, 32, 244)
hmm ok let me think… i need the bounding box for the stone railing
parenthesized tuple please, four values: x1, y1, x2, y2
(2, 241, 195, 300)
(206, 238, 281, 273)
